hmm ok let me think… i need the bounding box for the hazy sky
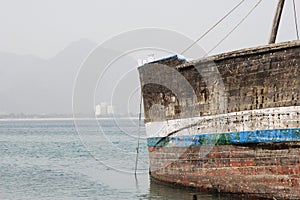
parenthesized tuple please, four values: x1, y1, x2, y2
(1, 0, 300, 115)
(1, 0, 299, 58)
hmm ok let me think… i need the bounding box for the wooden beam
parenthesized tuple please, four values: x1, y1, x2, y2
(269, 0, 285, 44)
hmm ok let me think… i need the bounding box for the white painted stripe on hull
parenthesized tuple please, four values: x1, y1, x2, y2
(145, 106, 300, 138)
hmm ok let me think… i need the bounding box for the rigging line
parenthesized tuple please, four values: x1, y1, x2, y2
(292, 0, 299, 40)
(180, 0, 246, 55)
(205, 0, 263, 57)
(134, 93, 143, 175)
(154, 122, 198, 147)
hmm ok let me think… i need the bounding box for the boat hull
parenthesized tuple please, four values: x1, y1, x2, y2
(149, 143, 300, 199)
(138, 41, 300, 199)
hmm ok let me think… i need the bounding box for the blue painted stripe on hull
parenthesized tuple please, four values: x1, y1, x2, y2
(147, 128, 300, 147)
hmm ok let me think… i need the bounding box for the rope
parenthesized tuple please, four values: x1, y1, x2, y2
(205, 0, 263, 56)
(134, 93, 143, 175)
(180, 0, 246, 55)
(293, 0, 299, 40)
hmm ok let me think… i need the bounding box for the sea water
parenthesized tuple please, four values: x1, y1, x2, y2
(0, 119, 242, 200)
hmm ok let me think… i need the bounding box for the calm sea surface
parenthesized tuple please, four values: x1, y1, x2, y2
(0, 119, 243, 200)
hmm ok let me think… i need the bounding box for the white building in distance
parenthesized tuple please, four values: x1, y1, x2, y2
(95, 102, 114, 116)
(107, 105, 114, 114)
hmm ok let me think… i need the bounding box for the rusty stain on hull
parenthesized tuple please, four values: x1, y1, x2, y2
(138, 41, 300, 199)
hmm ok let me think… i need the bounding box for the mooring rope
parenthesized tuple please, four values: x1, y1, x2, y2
(205, 0, 263, 56)
(134, 93, 143, 175)
(292, 0, 299, 40)
(180, 0, 246, 55)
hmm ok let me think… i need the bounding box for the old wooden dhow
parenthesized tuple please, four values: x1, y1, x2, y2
(138, 0, 300, 199)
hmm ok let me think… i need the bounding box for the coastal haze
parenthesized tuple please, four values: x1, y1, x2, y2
(1, 0, 299, 116)
(0, 39, 96, 115)
(1, 0, 300, 200)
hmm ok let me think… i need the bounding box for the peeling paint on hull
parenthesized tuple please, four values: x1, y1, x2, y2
(147, 128, 300, 147)
(148, 143, 300, 200)
(138, 41, 300, 199)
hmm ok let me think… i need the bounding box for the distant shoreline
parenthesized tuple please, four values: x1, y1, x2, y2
(0, 117, 141, 121)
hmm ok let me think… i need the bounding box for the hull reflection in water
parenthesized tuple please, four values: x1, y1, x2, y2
(148, 178, 244, 200)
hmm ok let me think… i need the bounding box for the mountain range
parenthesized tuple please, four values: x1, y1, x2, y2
(0, 39, 98, 114)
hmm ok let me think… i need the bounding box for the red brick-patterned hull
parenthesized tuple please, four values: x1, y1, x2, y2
(139, 41, 300, 199)
(148, 143, 300, 200)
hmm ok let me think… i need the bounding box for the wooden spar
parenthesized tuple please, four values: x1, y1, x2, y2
(269, 0, 286, 44)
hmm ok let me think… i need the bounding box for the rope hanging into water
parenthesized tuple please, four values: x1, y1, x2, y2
(134, 93, 143, 175)
(292, 0, 299, 40)
(180, 0, 246, 55)
(205, 0, 263, 56)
